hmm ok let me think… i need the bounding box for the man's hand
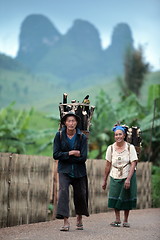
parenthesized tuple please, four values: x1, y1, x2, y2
(69, 150, 80, 157)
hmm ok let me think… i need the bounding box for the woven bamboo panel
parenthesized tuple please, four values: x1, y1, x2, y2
(26, 155, 53, 224)
(0, 153, 11, 228)
(87, 160, 109, 214)
(0, 153, 53, 228)
(8, 154, 29, 226)
(136, 161, 152, 209)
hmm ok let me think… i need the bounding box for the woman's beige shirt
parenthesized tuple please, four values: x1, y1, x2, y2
(105, 142, 138, 179)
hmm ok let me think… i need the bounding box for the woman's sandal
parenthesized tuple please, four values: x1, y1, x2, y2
(123, 222, 130, 228)
(110, 221, 121, 227)
(76, 223, 83, 230)
(60, 225, 70, 231)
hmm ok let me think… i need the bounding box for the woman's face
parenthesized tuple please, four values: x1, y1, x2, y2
(114, 129, 125, 143)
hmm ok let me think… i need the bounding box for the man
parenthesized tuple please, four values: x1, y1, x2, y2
(53, 112, 89, 231)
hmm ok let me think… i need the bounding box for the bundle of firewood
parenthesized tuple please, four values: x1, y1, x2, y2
(126, 126, 142, 156)
(59, 93, 95, 135)
(114, 122, 142, 156)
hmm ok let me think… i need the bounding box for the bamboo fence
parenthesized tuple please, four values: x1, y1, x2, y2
(0, 153, 53, 228)
(0, 153, 152, 228)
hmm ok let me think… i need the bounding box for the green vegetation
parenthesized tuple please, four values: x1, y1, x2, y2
(0, 68, 66, 114)
(1, 80, 159, 165)
(0, 103, 35, 154)
(1, 67, 158, 113)
(27, 111, 59, 156)
(0, 103, 58, 156)
(0, 48, 160, 163)
(151, 166, 160, 207)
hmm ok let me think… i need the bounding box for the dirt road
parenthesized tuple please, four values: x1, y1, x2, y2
(0, 208, 160, 240)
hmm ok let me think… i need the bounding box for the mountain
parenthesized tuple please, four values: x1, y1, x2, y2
(35, 19, 104, 82)
(104, 23, 134, 75)
(0, 53, 26, 71)
(15, 14, 134, 82)
(16, 14, 61, 70)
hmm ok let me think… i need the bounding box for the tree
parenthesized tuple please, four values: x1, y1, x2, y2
(124, 45, 149, 96)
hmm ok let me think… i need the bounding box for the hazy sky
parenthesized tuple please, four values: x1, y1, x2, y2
(0, 0, 160, 70)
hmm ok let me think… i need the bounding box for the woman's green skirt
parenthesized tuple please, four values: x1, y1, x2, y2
(108, 171, 137, 210)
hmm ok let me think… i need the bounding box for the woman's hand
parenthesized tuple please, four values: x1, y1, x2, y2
(124, 160, 137, 189)
(102, 180, 107, 190)
(124, 179, 130, 189)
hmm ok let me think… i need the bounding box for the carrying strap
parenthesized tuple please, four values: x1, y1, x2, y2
(59, 130, 62, 141)
(111, 142, 130, 161)
(112, 162, 130, 177)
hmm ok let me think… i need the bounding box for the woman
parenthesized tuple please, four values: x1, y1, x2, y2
(53, 112, 89, 231)
(102, 125, 138, 227)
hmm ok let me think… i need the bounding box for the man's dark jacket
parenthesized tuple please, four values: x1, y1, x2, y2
(53, 127, 88, 178)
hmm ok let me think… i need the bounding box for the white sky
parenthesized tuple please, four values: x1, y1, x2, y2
(0, 0, 160, 70)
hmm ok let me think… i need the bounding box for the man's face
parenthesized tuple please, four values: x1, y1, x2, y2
(65, 116, 77, 130)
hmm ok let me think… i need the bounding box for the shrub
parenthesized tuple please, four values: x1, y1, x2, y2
(151, 166, 160, 207)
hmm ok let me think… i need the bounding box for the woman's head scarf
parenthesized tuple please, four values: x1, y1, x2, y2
(112, 125, 126, 133)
